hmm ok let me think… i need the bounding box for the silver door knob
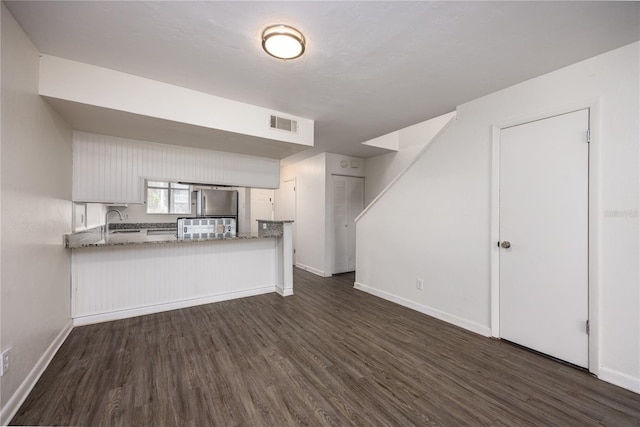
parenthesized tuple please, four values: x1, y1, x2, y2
(500, 241, 511, 249)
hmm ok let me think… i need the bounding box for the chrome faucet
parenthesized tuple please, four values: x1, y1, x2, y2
(104, 209, 124, 239)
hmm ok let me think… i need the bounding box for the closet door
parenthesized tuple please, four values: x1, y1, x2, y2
(499, 109, 589, 368)
(333, 175, 364, 274)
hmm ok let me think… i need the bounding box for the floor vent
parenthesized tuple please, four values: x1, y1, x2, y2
(270, 115, 298, 133)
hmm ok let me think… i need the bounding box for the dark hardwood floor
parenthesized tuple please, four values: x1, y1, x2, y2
(12, 268, 640, 426)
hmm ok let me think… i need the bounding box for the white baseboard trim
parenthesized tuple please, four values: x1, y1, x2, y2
(0, 320, 73, 426)
(354, 281, 491, 337)
(598, 367, 640, 394)
(73, 286, 276, 326)
(295, 263, 327, 277)
(276, 286, 294, 297)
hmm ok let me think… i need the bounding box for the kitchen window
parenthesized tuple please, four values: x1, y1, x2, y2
(146, 181, 191, 214)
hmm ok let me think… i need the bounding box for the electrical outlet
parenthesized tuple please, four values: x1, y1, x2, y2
(416, 279, 424, 290)
(1, 349, 10, 376)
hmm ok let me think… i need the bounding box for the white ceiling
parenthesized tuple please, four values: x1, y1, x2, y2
(6, 1, 640, 162)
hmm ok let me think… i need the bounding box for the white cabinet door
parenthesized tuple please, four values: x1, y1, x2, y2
(72, 132, 280, 203)
(73, 135, 142, 203)
(499, 109, 589, 368)
(73, 203, 87, 231)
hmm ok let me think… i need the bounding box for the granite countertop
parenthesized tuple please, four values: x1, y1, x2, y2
(65, 223, 275, 249)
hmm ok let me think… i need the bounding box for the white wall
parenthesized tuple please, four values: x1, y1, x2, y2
(1, 5, 73, 423)
(364, 112, 456, 206)
(86, 203, 106, 229)
(356, 42, 639, 393)
(278, 153, 327, 276)
(111, 203, 181, 226)
(276, 152, 365, 276)
(250, 188, 274, 233)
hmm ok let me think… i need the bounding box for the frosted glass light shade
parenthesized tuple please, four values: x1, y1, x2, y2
(262, 25, 305, 60)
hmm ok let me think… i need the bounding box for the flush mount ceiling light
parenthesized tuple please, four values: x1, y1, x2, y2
(261, 24, 306, 60)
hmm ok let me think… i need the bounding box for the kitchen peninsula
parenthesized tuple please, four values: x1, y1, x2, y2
(66, 220, 293, 326)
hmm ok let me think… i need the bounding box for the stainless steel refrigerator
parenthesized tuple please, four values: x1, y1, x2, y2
(195, 189, 238, 220)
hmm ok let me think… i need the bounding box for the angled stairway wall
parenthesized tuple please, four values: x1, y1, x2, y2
(354, 42, 639, 393)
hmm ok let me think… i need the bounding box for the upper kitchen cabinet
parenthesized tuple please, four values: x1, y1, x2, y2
(74, 133, 142, 203)
(41, 56, 312, 204)
(72, 132, 281, 203)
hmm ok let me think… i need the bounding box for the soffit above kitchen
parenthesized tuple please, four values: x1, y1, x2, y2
(47, 98, 308, 160)
(39, 55, 314, 159)
(6, 1, 640, 162)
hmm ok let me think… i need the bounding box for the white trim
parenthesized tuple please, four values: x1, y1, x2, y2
(586, 101, 602, 378)
(281, 222, 294, 295)
(354, 282, 491, 337)
(490, 125, 501, 338)
(0, 320, 73, 426)
(71, 250, 77, 318)
(354, 112, 457, 223)
(72, 286, 275, 326)
(490, 99, 601, 376)
(598, 367, 640, 394)
(283, 177, 297, 264)
(276, 287, 294, 297)
(295, 263, 328, 277)
(491, 99, 599, 130)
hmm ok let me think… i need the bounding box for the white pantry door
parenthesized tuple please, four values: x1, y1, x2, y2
(333, 175, 364, 274)
(499, 109, 589, 368)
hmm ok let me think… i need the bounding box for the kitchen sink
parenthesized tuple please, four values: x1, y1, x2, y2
(146, 229, 177, 236)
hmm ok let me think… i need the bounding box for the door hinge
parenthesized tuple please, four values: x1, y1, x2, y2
(586, 129, 591, 143)
(586, 319, 590, 335)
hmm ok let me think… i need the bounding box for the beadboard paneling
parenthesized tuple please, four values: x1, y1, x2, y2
(72, 239, 277, 320)
(73, 131, 280, 202)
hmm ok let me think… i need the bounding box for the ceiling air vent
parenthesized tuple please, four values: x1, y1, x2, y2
(270, 115, 298, 133)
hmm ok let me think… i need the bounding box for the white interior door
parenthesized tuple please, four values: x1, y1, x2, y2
(333, 175, 364, 274)
(281, 179, 296, 263)
(499, 109, 589, 368)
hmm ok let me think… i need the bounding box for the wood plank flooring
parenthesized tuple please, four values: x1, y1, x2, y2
(11, 268, 640, 426)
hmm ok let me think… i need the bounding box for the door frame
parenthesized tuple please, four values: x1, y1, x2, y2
(490, 99, 601, 375)
(282, 177, 296, 264)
